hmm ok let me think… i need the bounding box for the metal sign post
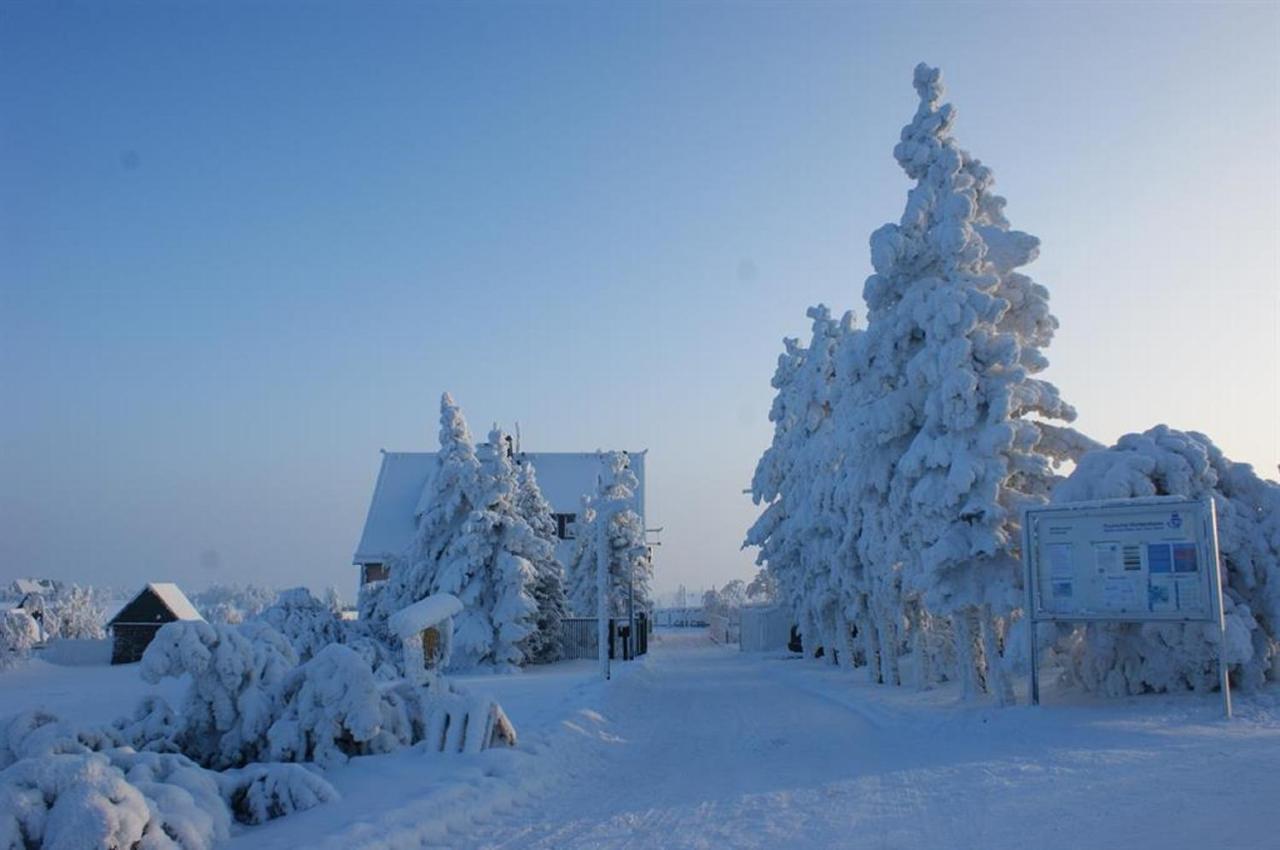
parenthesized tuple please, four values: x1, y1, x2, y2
(1023, 496, 1231, 719)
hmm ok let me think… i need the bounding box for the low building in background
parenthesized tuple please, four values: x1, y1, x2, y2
(107, 582, 204, 664)
(352, 446, 647, 602)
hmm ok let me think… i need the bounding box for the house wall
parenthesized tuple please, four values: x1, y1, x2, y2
(111, 623, 161, 664)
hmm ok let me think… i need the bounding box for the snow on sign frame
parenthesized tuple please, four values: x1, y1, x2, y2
(1022, 496, 1232, 717)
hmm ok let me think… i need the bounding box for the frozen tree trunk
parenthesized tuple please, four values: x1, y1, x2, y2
(824, 611, 841, 667)
(799, 610, 817, 663)
(953, 608, 984, 701)
(596, 523, 609, 682)
(909, 601, 933, 690)
(862, 607, 882, 684)
(837, 608, 858, 673)
(877, 608, 901, 687)
(981, 604, 1015, 706)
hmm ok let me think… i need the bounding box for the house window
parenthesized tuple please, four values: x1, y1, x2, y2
(552, 513, 577, 540)
(362, 562, 389, 585)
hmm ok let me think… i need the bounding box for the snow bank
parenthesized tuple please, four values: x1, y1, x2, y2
(40, 638, 112, 667)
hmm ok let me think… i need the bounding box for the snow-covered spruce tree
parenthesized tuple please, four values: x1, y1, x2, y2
(435, 427, 542, 670)
(746, 306, 856, 666)
(374, 392, 482, 632)
(565, 494, 598, 616)
(0, 611, 39, 671)
(837, 64, 1093, 701)
(568, 452, 651, 619)
(1051, 425, 1280, 694)
(746, 336, 806, 625)
(254, 587, 343, 663)
(140, 620, 298, 769)
(515, 457, 569, 663)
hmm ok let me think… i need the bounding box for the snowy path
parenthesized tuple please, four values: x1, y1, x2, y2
(447, 631, 1278, 850)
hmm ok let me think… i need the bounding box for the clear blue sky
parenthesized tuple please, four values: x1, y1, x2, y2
(2, 1, 1277, 601)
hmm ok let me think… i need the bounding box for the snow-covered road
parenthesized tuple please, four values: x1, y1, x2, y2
(452, 631, 1279, 850)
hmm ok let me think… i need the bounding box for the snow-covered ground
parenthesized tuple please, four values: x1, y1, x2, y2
(6, 631, 1277, 849)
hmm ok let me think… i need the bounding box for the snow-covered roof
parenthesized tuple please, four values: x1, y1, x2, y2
(12, 578, 55, 596)
(387, 593, 462, 639)
(353, 448, 646, 564)
(144, 583, 203, 621)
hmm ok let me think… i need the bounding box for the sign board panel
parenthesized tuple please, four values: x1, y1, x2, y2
(1024, 497, 1220, 623)
(1022, 496, 1231, 716)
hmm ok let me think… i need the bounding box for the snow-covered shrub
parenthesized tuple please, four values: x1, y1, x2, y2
(0, 750, 231, 850)
(141, 620, 297, 769)
(112, 696, 182, 754)
(341, 624, 404, 682)
(0, 610, 39, 671)
(218, 762, 339, 825)
(44, 584, 109, 641)
(266, 644, 411, 767)
(254, 587, 343, 663)
(0, 707, 338, 846)
(566, 452, 651, 618)
(1051, 425, 1280, 694)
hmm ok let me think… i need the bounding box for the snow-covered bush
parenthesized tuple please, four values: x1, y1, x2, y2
(566, 452, 651, 618)
(0, 610, 39, 671)
(254, 587, 343, 663)
(218, 762, 339, 825)
(1, 753, 173, 850)
(1050, 425, 1280, 694)
(0, 704, 340, 848)
(112, 696, 183, 755)
(341, 624, 404, 682)
(141, 620, 297, 769)
(266, 644, 413, 767)
(47, 584, 109, 640)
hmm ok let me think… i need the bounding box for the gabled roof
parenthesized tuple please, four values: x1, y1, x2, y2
(108, 582, 204, 626)
(353, 448, 646, 565)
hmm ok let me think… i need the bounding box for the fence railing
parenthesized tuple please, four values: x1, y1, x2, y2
(560, 614, 650, 661)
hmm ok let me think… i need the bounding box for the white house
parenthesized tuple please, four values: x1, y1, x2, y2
(352, 447, 647, 591)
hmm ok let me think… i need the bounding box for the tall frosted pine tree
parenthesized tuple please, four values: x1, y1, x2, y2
(374, 392, 481, 628)
(840, 64, 1092, 701)
(515, 458, 569, 663)
(438, 427, 542, 670)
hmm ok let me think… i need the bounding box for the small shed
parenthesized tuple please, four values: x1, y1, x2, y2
(107, 583, 204, 664)
(388, 593, 462, 687)
(739, 604, 794, 653)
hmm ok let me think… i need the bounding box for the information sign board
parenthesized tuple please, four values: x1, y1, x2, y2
(1022, 496, 1230, 716)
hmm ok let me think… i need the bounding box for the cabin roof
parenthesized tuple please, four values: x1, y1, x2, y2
(108, 582, 204, 626)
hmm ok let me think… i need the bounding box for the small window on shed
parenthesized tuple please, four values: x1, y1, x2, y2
(363, 562, 389, 584)
(553, 513, 577, 540)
